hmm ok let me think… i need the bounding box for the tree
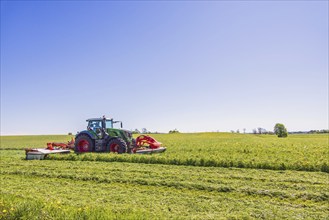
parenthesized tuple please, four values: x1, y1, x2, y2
(257, 127, 267, 134)
(274, 123, 288, 138)
(169, 129, 179, 134)
(132, 129, 140, 134)
(257, 127, 262, 134)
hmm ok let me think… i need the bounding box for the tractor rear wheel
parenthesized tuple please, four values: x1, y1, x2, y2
(75, 135, 94, 153)
(107, 138, 127, 154)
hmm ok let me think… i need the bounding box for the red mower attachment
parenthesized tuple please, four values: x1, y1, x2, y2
(136, 135, 161, 149)
(46, 138, 75, 150)
(25, 138, 74, 160)
(134, 135, 166, 154)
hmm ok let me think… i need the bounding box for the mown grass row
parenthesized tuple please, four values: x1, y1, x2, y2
(2, 173, 328, 220)
(1, 147, 329, 219)
(2, 151, 328, 204)
(2, 169, 328, 202)
(3, 151, 328, 191)
(47, 153, 329, 173)
(0, 194, 152, 220)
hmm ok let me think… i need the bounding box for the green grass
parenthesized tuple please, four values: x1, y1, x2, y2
(0, 133, 328, 219)
(16, 133, 326, 172)
(0, 135, 74, 150)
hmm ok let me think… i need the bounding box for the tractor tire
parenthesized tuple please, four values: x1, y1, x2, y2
(107, 138, 127, 154)
(75, 134, 94, 153)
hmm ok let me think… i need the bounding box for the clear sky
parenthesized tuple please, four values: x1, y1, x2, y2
(1, 1, 328, 135)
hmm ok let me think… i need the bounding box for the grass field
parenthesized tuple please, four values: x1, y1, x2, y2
(0, 133, 328, 219)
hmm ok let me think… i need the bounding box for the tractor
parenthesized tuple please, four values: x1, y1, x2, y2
(74, 116, 166, 154)
(24, 116, 165, 160)
(75, 116, 134, 153)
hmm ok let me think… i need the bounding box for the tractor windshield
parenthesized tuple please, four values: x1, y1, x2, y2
(88, 121, 101, 129)
(105, 120, 113, 129)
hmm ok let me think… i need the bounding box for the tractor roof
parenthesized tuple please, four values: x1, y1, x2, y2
(86, 118, 113, 121)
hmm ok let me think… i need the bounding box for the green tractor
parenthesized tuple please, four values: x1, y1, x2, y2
(74, 116, 135, 153)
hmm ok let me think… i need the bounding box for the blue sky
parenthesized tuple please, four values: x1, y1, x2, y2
(1, 1, 328, 135)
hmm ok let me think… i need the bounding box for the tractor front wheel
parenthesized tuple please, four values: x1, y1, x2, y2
(75, 135, 94, 153)
(107, 138, 127, 154)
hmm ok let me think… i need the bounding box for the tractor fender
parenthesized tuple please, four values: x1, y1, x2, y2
(75, 130, 96, 140)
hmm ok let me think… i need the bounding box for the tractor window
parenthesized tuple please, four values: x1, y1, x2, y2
(105, 120, 113, 129)
(88, 121, 101, 131)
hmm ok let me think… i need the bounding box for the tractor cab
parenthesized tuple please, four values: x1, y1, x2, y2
(86, 117, 123, 137)
(87, 120, 102, 133)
